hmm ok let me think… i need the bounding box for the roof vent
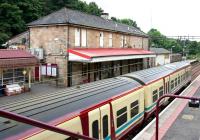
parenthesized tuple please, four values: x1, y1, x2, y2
(101, 13, 109, 19)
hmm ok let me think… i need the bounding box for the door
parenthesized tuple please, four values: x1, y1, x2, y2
(89, 104, 111, 140)
(35, 66, 39, 81)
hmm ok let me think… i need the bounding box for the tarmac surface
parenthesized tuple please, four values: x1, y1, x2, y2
(163, 87, 200, 140)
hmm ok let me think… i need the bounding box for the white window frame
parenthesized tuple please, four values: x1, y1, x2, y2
(124, 36, 127, 47)
(120, 35, 124, 48)
(100, 32, 104, 47)
(75, 28, 80, 47)
(81, 29, 87, 47)
(109, 33, 112, 47)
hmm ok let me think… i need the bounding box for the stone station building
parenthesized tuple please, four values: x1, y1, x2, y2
(28, 8, 155, 86)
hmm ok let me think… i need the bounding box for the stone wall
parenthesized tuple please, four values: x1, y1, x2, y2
(29, 24, 149, 86)
(30, 25, 68, 85)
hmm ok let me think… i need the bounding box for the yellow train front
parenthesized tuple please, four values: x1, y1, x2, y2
(0, 61, 191, 140)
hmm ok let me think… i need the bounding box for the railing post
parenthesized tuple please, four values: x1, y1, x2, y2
(0, 109, 96, 140)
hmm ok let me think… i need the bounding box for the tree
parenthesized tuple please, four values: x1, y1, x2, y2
(111, 17, 140, 29)
(0, 3, 25, 47)
(87, 2, 103, 16)
(0, 0, 103, 47)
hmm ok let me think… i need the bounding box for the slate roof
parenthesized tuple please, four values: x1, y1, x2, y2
(0, 50, 38, 68)
(27, 7, 147, 37)
(0, 49, 35, 59)
(150, 47, 170, 54)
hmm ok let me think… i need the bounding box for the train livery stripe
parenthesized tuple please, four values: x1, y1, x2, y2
(145, 102, 156, 112)
(105, 111, 144, 140)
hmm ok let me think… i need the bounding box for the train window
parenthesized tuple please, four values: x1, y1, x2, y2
(117, 107, 127, 128)
(181, 75, 183, 81)
(171, 80, 174, 90)
(168, 81, 170, 93)
(159, 86, 164, 97)
(103, 115, 108, 138)
(175, 78, 178, 87)
(178, 76, 180, 84)
(130, 100, 139, 118)
(153, 89, 158, 102)
(92, 120, 99, 139)
(165, 83, 167, 94)
(65, 137, 78, 140)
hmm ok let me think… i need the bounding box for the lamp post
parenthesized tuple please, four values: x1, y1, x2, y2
(22, 70, 27, 84)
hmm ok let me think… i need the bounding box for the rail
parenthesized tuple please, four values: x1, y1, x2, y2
(155, 94, 200, 140)
(0, 109, 96, 140)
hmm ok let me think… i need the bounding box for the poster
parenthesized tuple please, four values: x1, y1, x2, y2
(47, 64, 52, 76)
(52, 66, 57, 77)
(41, 65, 46, 75)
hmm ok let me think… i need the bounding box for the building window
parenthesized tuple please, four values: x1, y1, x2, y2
(82, 63, 88, 76)
(124, 36, 127, 47)
(120, 35, 126, 48)
(100, 32, 104, 47)
(153, 89, 158, 102)
(109, 33, 112, 47)
(75, 28, 80, 47)
(159, 86, 164, 97)
(103, 115, 108, 138)
(81, 29, 87, 47)
(120, 35, 124, 47)
(130, 100, 139, 118)
(92, 120, 99, 139)
(117, 107, 127, 128)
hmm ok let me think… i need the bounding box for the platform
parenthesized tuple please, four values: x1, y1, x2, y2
(133, 75, 200, 140)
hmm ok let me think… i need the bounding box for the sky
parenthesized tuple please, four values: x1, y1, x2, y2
(84, 0, 200, 38)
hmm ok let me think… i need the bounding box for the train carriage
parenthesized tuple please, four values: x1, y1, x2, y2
(0, 61, 191, 140)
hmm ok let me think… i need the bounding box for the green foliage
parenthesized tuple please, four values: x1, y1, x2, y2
(111, 17, 140, 29)
(148, 28, 200, 56)
(0, 3, 25, 46)
(0, 0, 103, 48)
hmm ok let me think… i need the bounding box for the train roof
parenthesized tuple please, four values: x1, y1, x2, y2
(163, 61, 190, 70)
(122, 61, 190, 84)
(0, 77, 141, 139)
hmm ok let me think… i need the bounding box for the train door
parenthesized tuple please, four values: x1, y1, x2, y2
(88, 104, 111, 140)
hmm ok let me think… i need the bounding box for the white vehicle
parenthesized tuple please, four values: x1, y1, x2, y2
(5, 84, 22, 96)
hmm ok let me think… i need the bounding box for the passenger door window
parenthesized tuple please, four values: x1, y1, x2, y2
(102, 115, 108, 139)
(92, 120, 99, 139)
